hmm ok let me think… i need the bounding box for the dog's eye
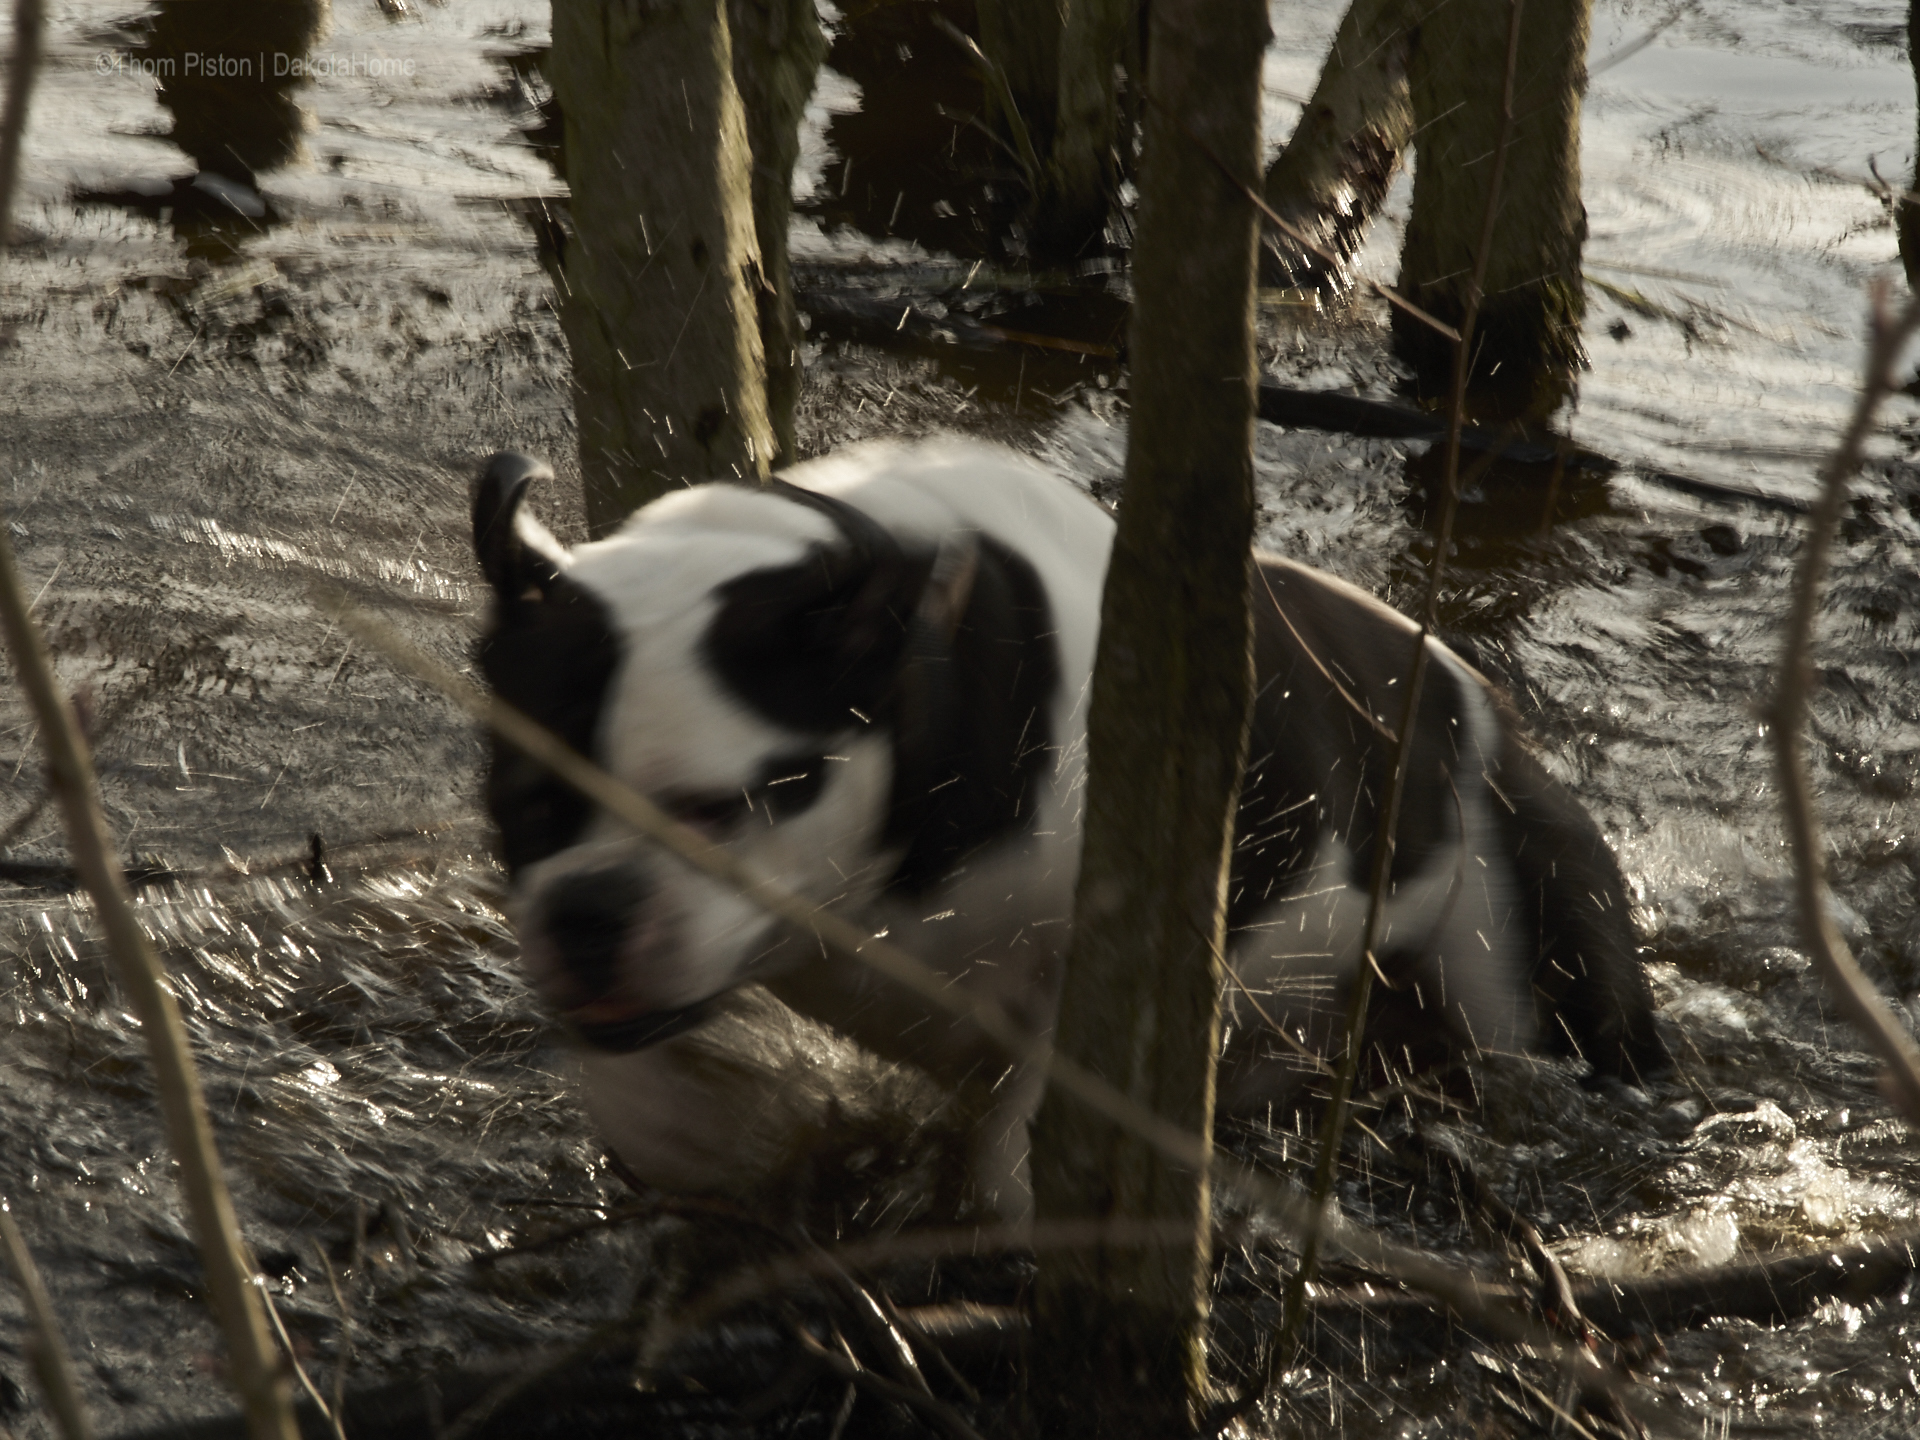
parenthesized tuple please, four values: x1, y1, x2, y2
(663, 791, 754, 834)
(662, 754, 829, 836)
(761, 759, 826, 821)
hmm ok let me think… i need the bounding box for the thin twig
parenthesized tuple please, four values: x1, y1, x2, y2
(1, 20, 294, 1427)
(319, 589, 1665, 1426)
(929, 17, 1041, 188)
(261, 1283, 348, 1440)
(321, 1201, 366, 1426)
(1765, 280, 1920, 1126)
(804, 1239, 936, 1398)
(1246, 2, 1530, 1427)
(0, 1203, 96, 1440)
(879, 1293, 984, 1405)
(794, 1326, 985, 1440)
(0, 29, 99, 1440)
(0, 542, 298, 1440)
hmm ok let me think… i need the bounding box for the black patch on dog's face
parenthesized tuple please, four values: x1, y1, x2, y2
(478, 583, 621, 874)
(659, 752, 830, 834)
(472, 452, 623, 876)
(702, 505, 1059, 897)
(704, 540, 929, 733)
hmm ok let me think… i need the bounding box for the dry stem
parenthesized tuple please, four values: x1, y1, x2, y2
(0, 3, 298, 1435)
(0, 1204, 95, 1440)
(1766, 280, 1920, 1125)
(794, 1326, 985, 1440)
(0, 540, 299, 1440)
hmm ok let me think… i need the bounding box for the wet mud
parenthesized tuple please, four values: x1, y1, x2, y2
(1, 0, 1919, 1436)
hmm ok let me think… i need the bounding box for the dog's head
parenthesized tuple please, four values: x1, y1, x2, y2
(470, 451, 1058, 1054)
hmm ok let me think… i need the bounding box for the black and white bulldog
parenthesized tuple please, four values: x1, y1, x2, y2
(472, 438, 1666, 1217)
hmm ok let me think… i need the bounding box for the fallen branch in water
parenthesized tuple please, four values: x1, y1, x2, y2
(157, 1211, 1920, 1439)
(0, 820, 464, 893)
(1765, 280, 1920, 1128)
(798, 287, 1810, 517)
(1405, 1128, 1648, 1439)
(1575, 1226, 1920, 1335)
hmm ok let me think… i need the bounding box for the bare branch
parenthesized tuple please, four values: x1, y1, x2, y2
(0, 1204, 95, 1440)
(1258, 2, 1532, 1418)
(0, 4, 299, 1433)
(1765, 280, 1920, 1125)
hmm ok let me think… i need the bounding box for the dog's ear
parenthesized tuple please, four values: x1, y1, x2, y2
(705, 503, 932, 734)
(473, 452, 568, 604)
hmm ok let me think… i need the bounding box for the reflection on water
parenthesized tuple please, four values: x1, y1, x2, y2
(802, 0, 1023, 260)
(74, 0, 330, 258)
(147, 0, 330, 183)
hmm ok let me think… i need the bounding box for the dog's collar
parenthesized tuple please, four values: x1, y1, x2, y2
(886, 533, 980, 849)
(912, 532, 980, 640)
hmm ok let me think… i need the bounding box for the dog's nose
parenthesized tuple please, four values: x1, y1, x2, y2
(540, 867, 650, 997)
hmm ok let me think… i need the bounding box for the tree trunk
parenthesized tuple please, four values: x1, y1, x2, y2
(1025, 0, 1267, 1431)
(1393, 0, 1591, 422)
(1899, 0, 1920, 291)
(728, 0, 826, 465)
(1031, 0, 1135, 261)
(550, 0, 774, 535)
(1259, 0, 1416, 289)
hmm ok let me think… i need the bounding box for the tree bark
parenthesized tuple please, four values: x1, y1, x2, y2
(1259, 0, 1415, 289)
(728, 0, 826, 465)
(1025, 0, 1267, 1431)
(1394, 0, 1591, 422)
(550, 0, 774, 535)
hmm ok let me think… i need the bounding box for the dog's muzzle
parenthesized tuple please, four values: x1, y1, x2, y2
(534, 864, 712, 1051)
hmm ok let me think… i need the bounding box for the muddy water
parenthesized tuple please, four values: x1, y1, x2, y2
(0, 0, 1917, 1435)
